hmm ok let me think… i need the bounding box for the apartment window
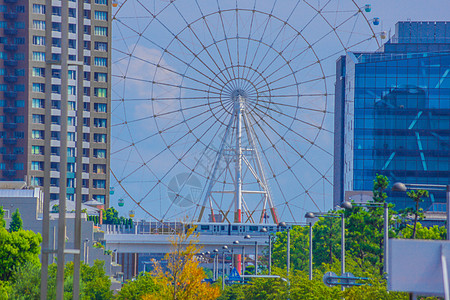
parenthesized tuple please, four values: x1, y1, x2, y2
(94, 118, 107, 128)
(32, 67, 45, 77)
(68, 23, 76, 33)
(31, 161, 44, 171)
(0, 116, 5, 123)
(93, 149, 106, 159)
(32, 51, 45, 61)
(83, 102, 90, 112)
(52, 69, 61, 79)
(83, 41, 90, 50)
(52, 54, 61, 61)
(32, 83, 45, 93)
(0, 100, 5, 107)
(15, 6, 25, 13)
(0, 37, 6, 44)
(68, 101, 76, 111)
(0, 6, 6, 13)
(82, 179, 88, 187)
(31, 146, 44, 155)
(31, 177, 43, 186)
(84, 25, 90, 34)
(94, 88, 107, 98)
(94, 72, 107, 82)
(94, 11, 107, 21)
(0, 21, 5, 28)
(14, 22, 24, 29)
(83, 87, 90, 96)
(94, 26, 108, 36)
(83, 148, 89, 157)
(33, 4, 46, 14)
(32, 130, 44, 139)
(69, 54, 76, 61)
(51, 116, 60, 125)
(13, 147, 23, 154)
(84, 10, 90, 19)
(51, 147, 60, 156)
(0, 52, 7, 60)
(13, 132, 24, 139)
(68, 86, 76, 95)
(50, 178, 59, 187)
(68, 39, 76, 49)
(14, 85, 24, 92)
(84, 56, 90, 66)
(82, 164, 89, 173)
(68, 8, 76, 18)
(94, 103, 107, 112)
(93, 195, 105, 204)
(67, 117, 76, 126)
(14, 37, 25, 44)
(51, 131, 60, 140)
(14, 116, 24, 123)
(94, 57, 107, 67)
(93, 164, 106, 174)
(32, 98, 45, 108)
(13, 163, 24, 170)
(0, 132, 5, 138)
(33, 20, 46, 30)
(52, 38, 61, 48)
(14, 69, 25, 76)
(52, 6, 61, 16)
(83, 118, 90, 126)
(51, 85, 61, 94)
(0, 84, 6, 91)
(83, 72, 90, 81)
(67, 163, 75, 172)
(93, 179, 106, 189)
(52, 22, 61, 32)
(14, 53, 24, 60)
(32, 36, 46, 46)
(67, 147, 76, 157)
(68, 70, 76, 80)
(51, 162, 59, 171)
(95, 0, 107, 5)
(67, 132, 75, 141)
(51, 100, 61, 109)
(67, 178, 75, 188)
(32, 114, 45, 124)
(83, 133, 89, 142)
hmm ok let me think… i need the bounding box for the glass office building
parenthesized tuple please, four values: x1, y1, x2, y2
(334, 21, 450, 210)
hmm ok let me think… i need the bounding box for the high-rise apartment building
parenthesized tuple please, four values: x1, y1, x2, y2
(334, 21, 450, 210)
(0, 0, 111, 206)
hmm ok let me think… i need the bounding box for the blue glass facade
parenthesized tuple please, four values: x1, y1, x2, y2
(334, 21, 450, 210)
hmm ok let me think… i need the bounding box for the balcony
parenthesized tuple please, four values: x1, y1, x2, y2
(3, 138, 16, 145)
(3, 170, 16, 177)
(4, 60, 17, 67)
(4, 44, 17, 51)
(4, 75, 17, 83)
(3, 123, 17, 129)
(4, 28, 17, 35)
(4, 91, 17, 98)
(3, 154, 16, 161)
(3, 107, 17, 114)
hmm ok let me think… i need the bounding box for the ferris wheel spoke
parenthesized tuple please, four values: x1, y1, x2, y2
(216, 2, 238, 79)
(255, 98, 331, 114)
(241, 0, 257, 79)
(247, 111, 320, 212)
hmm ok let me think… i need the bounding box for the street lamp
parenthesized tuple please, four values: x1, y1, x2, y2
(213, 249, 219, 281)
(232, 240, 239, 271)
(305, 211, 345, 290)
(304, 214, 314, 280)
(260, 227, 273, 274)
(392, 182, 450, 240)
(222, 245, 229, 290)
(341, 199, 389, 277)
(278, 222, 290, 277)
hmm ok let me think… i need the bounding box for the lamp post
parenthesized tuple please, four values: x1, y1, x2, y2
(305, 212, 345, 290)
(392, 182, 450, 240)
(232, 240, 239, 271)
(213, 249, 219, 281)
(242, 235, 251, 276)
(260, 227, 273, 274)
(303, 213, 314, 281)
(341, 200, 389, 276)
(278, 222, 290, 277)
(222, 245, 228, 290)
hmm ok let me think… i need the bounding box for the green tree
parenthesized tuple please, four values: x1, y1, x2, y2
(8, 262, 41, 299)
(402, 189, 429, 239)
(0, 227, 42, 281)
(0, 206, 5, 228)
(401, 223, 446, 240)
(9, 208, 23, 232)
(116, 273, 162, 300)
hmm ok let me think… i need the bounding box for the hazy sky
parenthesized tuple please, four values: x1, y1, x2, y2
(371, 0, 449, 35)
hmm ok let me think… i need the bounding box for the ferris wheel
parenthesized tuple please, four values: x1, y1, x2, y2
(110, 0, 381, 224)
